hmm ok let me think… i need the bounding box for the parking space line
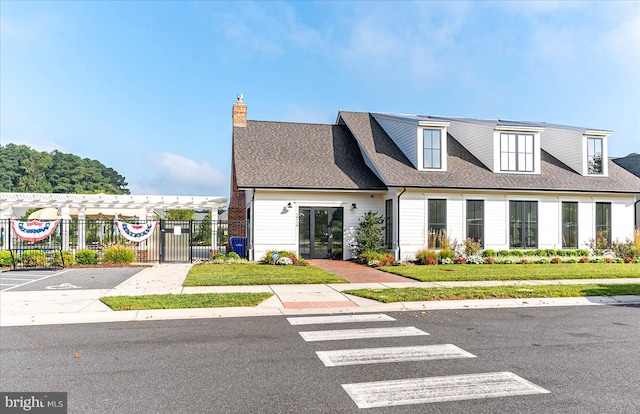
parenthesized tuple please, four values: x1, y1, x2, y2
(1, 270, 73, 292)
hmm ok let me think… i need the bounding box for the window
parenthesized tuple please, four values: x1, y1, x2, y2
(587, 137, 603, 174)
(501, 133, 534, 172)
(595, 202, 611, 245)
(562, 202, 578, 249)
(385, 199, 393, 249)
(509, 201, 538, 248)
(466, 200, 484, 247)
(423, 129, 442, 169)
(428, 199, 446, 248)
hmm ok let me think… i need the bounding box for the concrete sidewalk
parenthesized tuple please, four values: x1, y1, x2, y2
(1, 263, 639, 327)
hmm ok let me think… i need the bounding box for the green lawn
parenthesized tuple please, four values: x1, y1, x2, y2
(183, 263, 348, 286)
(101, 292, 273, 311)
(379, 263, 640, 282)
(344, 283, 640, 303)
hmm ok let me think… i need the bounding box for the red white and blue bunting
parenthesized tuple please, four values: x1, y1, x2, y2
(11, 220, 59, 243)
(115, 221, 158, 243)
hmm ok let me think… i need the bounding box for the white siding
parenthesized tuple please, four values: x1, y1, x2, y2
(374, 116, 419, 168)
(540, 127, 583, 174)
(611, 199, 635, 242)
(448, 121, 494, 170)
(538, 196, 560, 248)
(484, 196, 508, 249)
(397, 193, 426, 261)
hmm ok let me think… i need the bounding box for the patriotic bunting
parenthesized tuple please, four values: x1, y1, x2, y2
(10, 220, 59, 243)
(115, 221, 158, 242)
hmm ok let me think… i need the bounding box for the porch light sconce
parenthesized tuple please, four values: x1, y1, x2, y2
(351, 203, 357, 210)
(286, 202, 293, 209)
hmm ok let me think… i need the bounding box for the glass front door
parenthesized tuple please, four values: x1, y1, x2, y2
(299, 207, 343, 259)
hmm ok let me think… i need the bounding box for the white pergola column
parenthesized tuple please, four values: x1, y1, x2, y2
(0, 206, 12, 250)
(60, 206, 71, 250)
(77, 209, 86, 250)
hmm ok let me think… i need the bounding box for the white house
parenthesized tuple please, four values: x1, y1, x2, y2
(228, 97, 640, 261)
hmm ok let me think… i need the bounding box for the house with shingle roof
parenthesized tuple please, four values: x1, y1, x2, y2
(229, 96, 640, 261)
(612, 154, 640, 228)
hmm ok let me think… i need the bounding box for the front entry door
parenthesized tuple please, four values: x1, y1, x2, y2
(299, 207, 343, 259)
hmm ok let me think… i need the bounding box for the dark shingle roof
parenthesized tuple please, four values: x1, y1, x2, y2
(233, 120, 386, 190)
(339, 111, 640, 193)
(613, 155, 640, 179)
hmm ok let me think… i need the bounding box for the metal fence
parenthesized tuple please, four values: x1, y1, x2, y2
(0, 218, 247, 268)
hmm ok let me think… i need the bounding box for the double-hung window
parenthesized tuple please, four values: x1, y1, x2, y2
(595, 202, 611, 245)
(562, 202, 578, 249)
(466, 200, 484, 247)
(501, 133, 534, 172)
(509, 201, 538, 248)
(587, 137, 603, 174)
(423, 129, 442, 169)
(428, 199, 447, 249)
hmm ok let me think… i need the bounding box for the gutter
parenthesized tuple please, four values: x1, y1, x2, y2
(397, 187, 406, 261)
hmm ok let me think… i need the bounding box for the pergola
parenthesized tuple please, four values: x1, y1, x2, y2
(0, 192, 228, 251)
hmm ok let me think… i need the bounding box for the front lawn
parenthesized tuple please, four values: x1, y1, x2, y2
(344, 283, 640, 302)
(101, 292, 274, 310)
(184, 263, 349, 286)
(379, 263, 640, 282)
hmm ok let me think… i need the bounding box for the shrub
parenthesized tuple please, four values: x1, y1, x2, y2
(624, 257, 634, 263)
(76, 249, 98, 265)
(226, 252, 241, 260)
(424, 257, 438, 265)
(565, 258, 578, 263)
(415, 248, 438, 264)
(519, 259, 531, 264)
(502, 259, 514, 264)
(536, 258, 550, 264)
(453, 257, 466, 264)
(52, 250, 75, 267)
(212, 253, 225, 261)
(603, 257, 614, 263)
(261, 250, 299, 265)
(482, 249, 497, 257)
(22, 250, 47, 267)
(544, 249, 557, 257)
(463, 238, 482, 257)
(101, 245, 135, 264)
(0, 251, 15, 267)
(579, 257, 590, 263)
(555, 250, 568, 257)
(497, 250, 510, 257)
(355, 211, 386, 256)
(530, 249, 544, 257)
(438, 249, 455, 261)
(577, 249, 590, 257)
(510, 250, 525, 257)
(550, 257, 563, 264)
(428, 229, 451, 250)
(483, 257, 496, 264)
(610, 238, 640, 259)
(466, 255, 483, 264)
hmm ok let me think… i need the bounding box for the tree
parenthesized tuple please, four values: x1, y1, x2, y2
(165, 210, 195, 220)
(354, 211, 386, 256)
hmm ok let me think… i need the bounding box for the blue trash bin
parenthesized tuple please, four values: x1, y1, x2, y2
(230, 237, 247, 258)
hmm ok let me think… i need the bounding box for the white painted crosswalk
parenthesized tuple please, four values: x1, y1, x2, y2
(316, 344, 476, 367)
(287, 314, 396, 326)
(289, 313, 550, 409)
(299, 326, 429, 342)
(342, 371, 550, 408)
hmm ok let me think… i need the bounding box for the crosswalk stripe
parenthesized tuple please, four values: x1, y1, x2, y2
(287, 314, 396, 326)
(316, 344, 476, 367)
(299, 326, 429, 342)
(342, 371, 550, 408)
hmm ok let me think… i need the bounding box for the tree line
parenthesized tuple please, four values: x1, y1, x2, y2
(0, 144, 129, 194)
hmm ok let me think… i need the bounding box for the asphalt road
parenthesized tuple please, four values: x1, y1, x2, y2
(0, 268, 144, 292)
(1, 305, 639, 413)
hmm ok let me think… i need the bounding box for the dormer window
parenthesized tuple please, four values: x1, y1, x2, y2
(500, 133, 534, 172)
(423, 129, 442, 169)
(587, 137, 603, 174)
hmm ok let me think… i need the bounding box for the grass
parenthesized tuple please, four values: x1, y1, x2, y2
(101, 292, 274, 311)
(184, 263, 348, 286)
(379, 263, 640, 282)
(344, 283, 640, 302)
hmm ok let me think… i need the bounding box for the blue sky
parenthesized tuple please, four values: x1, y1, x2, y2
(2, 1, 639, 198)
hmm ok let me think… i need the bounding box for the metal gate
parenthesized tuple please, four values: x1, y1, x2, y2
(159, 220, 191, 263)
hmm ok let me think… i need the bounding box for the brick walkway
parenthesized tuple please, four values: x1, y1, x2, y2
(308, 260, 416, 283)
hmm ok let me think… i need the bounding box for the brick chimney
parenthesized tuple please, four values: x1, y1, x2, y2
(232, 94, 247, 127)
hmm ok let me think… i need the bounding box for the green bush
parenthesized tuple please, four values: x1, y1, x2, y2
(544, 249, 557, 257)
(101, 245, 135, 264)
(497, 250, 510, 257)
(509, 250, 525, 257)
(75, 249, 98, 265)
(21, 250, 47, 267)
(482, 249, 497, 257)
(226, 252, 240, 260)
(52, 250, 75, 267)
(415, 248, 438, 264)
(355, 211, 386, 256)
(260, 250, 306, 265)
(360, 251, 396, 266)
(212, 253, 225, 260)
(0, 250, 15, 267)
(530, 249, 544, 257)
(577, 249, 590, 257)
(437, 249, 455, 261)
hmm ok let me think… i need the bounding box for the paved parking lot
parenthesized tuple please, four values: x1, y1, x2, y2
(0, 267, 144, 292)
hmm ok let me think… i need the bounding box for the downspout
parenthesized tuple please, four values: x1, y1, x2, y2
(250, 189, 255, 261)
(635, 199, 640, 229)
(397, 187, 407, 261)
